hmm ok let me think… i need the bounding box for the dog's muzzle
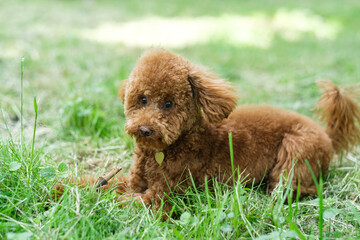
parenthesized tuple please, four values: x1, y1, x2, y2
(139, 125, 153, 137)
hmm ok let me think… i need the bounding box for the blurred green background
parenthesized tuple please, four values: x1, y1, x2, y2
(1, 0, 359, 167)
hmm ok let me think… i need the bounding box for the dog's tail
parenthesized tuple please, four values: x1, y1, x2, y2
(315, 79, 360, 154)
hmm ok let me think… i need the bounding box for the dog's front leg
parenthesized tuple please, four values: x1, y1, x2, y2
(126, 149, 149, 193)
(118, 180, 172, 210)
(128, 170, 148, 193)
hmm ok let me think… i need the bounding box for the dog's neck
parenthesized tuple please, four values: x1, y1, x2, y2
(165, 117, 218, 153)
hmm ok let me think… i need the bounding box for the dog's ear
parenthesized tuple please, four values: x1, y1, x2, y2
(188, 65, 237, 123)
(118, 79, 128, 103)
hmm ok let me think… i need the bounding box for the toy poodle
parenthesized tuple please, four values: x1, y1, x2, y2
(59, 49, 360, 212)
(114, 49, 360, 210)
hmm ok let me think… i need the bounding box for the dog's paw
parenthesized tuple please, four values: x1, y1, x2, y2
(117, 193, 152, 206)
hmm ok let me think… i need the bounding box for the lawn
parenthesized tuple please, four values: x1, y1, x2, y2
(1, 0, 360, 239)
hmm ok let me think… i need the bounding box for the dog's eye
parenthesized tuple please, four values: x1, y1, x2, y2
(164, 101, 173, 109)
(140, 97, 147, 105)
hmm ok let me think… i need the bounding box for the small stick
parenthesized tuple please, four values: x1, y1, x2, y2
(95, 166, 122, 189)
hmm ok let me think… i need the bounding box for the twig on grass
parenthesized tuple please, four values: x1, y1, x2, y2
(95, 166, 122, 189)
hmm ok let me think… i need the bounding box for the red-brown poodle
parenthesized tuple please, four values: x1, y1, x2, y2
(114, 49, 360, 210)
(60, 49, 360, 212)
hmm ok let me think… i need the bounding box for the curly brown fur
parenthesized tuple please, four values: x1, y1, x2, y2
(116, 49, 360, 209)
(61, 50, 360, 212)
(314, 79, 360, 154)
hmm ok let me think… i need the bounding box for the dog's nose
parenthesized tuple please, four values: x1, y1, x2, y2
(139, 126, 153, 137)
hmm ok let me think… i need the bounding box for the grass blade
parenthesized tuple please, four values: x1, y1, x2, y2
(20, 57, 25, 147)
(228, 132, 235, 186)
(31, 97, 38, 159)
(305, 160, 324, 240)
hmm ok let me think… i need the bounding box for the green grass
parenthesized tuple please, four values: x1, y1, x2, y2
(1, 0, 360, 239)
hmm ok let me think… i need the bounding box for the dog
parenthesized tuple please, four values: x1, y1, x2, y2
(59, 49, 359, 212)
(114, 49, 360, 210)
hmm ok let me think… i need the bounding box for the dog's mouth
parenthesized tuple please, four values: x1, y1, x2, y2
(125, 119, 181, 150)
(125, 127, 169, 151)
(133, 136, 168, 151)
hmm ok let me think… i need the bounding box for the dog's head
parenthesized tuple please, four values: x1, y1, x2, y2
(120, 49, 237, 151)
